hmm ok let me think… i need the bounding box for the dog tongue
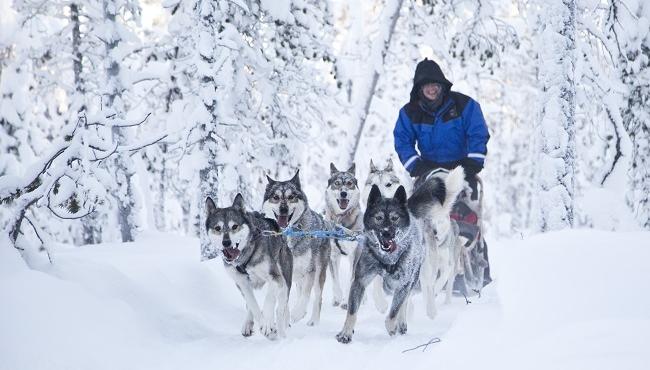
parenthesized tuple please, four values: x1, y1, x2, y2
(277, 215, 289, 228)
(384, 239, 397, 253)
(338, 199, 349, 209)
(223, 247, 240, 261)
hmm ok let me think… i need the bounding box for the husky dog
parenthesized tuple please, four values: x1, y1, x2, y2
(336, 184, 425, 343)
(262, 171, 331, 326)
(205, 194, 292, 340)
(410, 167, 465, 319)
(324, 163, 363, 309)
(363, 158, 402, 203)
(363, 158, 404, 313)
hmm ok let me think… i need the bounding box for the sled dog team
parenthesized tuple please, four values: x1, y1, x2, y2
(204, 159, 466, 343)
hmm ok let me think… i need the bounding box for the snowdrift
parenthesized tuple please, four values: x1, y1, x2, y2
(1, 230, 649, 370)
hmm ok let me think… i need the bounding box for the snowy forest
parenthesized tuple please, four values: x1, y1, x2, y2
(1, 0, 649, 369)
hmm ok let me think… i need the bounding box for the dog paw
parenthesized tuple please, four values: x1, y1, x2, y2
(259, 321, 278, 340)
(336, 331, 352, 344)
(385, 317, 398, 336)
(340, 302, 348, 310)
(398, 322, 408, 335)
(241, 320, 254, 337)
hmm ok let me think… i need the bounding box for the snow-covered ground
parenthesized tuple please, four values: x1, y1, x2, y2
(2, 230, 649, 370)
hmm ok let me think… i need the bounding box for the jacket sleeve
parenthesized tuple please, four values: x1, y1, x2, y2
(393, 109, 420, 172)
(463, 100, 490, 165)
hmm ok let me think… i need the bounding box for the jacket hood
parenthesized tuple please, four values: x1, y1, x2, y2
(409, 58, 453, 103)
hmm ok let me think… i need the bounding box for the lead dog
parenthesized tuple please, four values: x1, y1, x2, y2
(205, 194, 292, 339)
(262, 171, 331, 326)
(324, 163, 363, 309)
(336, 184, 423, 343)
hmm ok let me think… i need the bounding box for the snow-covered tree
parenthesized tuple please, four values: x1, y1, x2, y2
(533, 0, 577, 232)
(604, 0, 650, 229)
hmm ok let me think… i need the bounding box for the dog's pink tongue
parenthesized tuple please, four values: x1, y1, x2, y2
(388, 240, 397, 253)
(277, 215, 289, 228)
(338, 199, 349, 209)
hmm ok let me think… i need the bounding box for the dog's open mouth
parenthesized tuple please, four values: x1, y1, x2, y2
(274, 211, 294, 228)
(222, 244, 241, 262)
(337, 198, 349, 210)
(379, 238, 398, 253)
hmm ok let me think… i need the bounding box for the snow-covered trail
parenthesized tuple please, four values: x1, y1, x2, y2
(2, 230, 649, 370)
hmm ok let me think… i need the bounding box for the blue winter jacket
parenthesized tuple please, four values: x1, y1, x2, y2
(393, 91, 490, 173)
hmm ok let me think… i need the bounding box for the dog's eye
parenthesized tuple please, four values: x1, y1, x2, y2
(334, 180, 341, 186)
(273, 195, 280, 201)
(287, 194, 295, 200)
(346, 181, 353, 187)
(231, 224, 238, 231)
(385, 183, 392, 187)
(390, 215, 400, 222)
(374, 214, 384, 222)
(215, 225, 222, 232)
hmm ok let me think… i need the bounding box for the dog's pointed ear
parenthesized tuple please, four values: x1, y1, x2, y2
(266, 175, 276, 185)
(330, 163, 338, 176)
(347, 163, 356, 175)
(369, 159, 377, 172)
(385, 158, 394, 172)
(368, 184, 382, 206)
(205, 197, 217, 215)
(393, 185, 407, 205)
(232, 193, 245, 210)
(290, 169, 301, 188)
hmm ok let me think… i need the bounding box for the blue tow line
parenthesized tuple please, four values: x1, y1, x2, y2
(280, 226, 361, 241)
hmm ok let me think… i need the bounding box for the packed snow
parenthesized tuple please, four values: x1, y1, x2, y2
(2, 230, 648, 370)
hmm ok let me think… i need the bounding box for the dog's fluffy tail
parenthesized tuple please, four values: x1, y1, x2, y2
(408, 167, 465, 219)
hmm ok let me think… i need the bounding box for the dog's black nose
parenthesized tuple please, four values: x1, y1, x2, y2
(381, 230, 392, 239)
(222, 239, 232, 247)
(340, 191, 347, 198)
(279, 204, 289, 214)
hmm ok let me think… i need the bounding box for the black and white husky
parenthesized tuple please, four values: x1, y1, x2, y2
(336, 184, 423, 343)
(363, 158, 405, 313)
(262, 171, 331, 326)
(205, 194, 292, 340)
(410, 167, 465, 319)
(336, 167, 465, 343)
(324, 163, 363, 309)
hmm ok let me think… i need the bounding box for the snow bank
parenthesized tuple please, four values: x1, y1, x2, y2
(1, 230, 649, 370)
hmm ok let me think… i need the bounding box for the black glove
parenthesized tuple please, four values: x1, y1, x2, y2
(460, 158, 483, 180)
(460, 158, 483, 200)
(409, 158, 431, 178)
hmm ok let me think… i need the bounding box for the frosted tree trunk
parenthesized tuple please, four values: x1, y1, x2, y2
(347, 0, 404, 166)
(536, 0, 577, 232)
(70, 2, 101, 244)
(621, 46, 650, 229)
(103, 0, 138, 242)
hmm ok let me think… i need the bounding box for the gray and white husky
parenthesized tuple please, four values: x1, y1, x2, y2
(363, 158, 405, 313)
(410, 167, 465, 320)
(335, 167, 465, 343)
(205, 194, 292, 340)
(336, 184, 424, 343)
(363, 158, 403, 204)
(262, 171, 331, 326)
(324, 163, 363, 309)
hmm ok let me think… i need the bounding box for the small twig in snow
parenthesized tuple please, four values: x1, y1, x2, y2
(402, 337, 441, 353)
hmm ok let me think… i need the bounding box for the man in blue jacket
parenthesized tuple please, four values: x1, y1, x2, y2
(394, 58, 489, 200)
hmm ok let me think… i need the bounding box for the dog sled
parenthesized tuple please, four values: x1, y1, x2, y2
(416, 169, 491, 297)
